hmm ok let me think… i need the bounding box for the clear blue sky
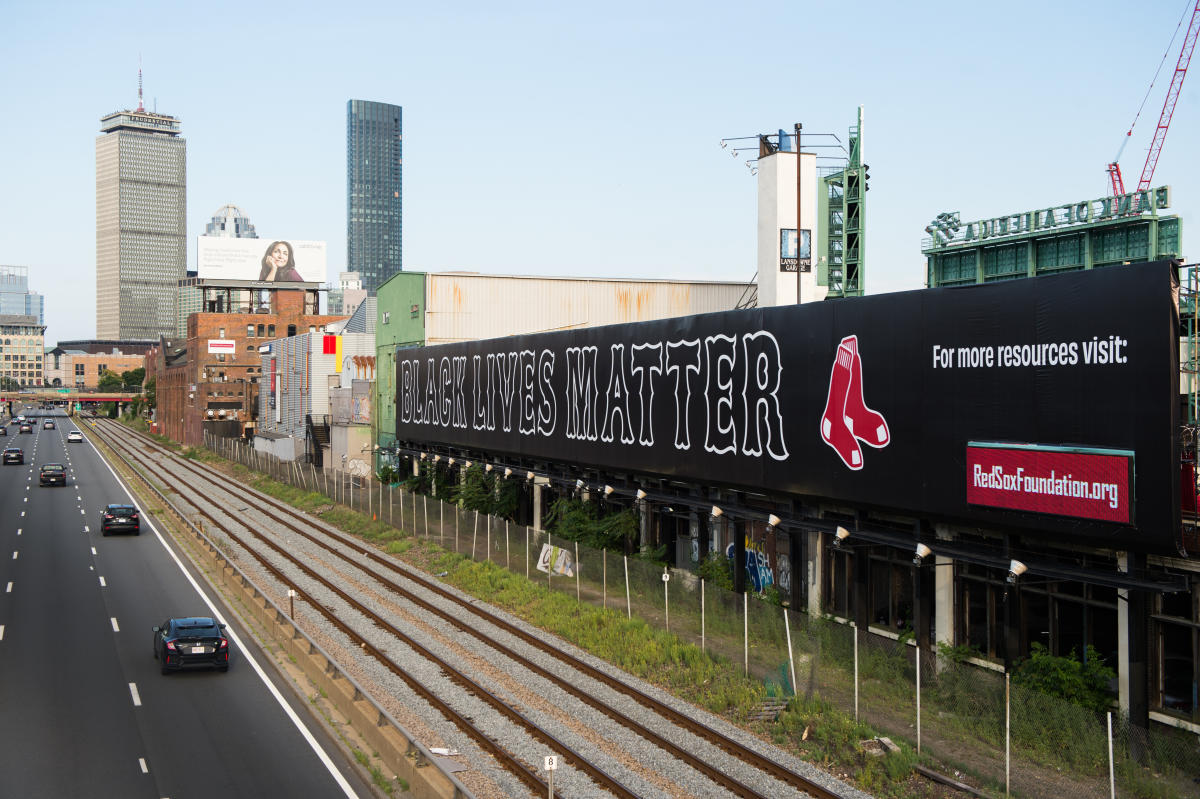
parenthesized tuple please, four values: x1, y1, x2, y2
(1, 0, 1196, 344)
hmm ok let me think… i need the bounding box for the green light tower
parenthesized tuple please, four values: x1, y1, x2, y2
(818, 107, 866, 297)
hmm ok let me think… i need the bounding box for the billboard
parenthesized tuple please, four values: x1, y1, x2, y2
(393, 261, 1180, 552)
(196, 237, 326, 284)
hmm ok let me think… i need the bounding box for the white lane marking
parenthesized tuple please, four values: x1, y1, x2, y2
(0, 625, 4, 640)
(83, 526, 89, 533)
(138, 757, 148, 773)
(5, 582, 11, 592)
(77, 496, 81, 501)
(111, 617, 120, 632)
(129, 683, 141, 707)
(22, 497, 26, 503)
(19, 512, 23, 517)
(11, 551, 16, 560)
(92, 463, 362, 799)
(91, 547, 97, 555)
(79, 509, 84, 515)
(98, 576, 106, 587)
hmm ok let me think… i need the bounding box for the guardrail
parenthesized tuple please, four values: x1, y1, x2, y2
(93, 423, 474, 799)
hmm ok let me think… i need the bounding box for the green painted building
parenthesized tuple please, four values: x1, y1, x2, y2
(374, 271, 426, 474)
(924, 186, 1182, 287)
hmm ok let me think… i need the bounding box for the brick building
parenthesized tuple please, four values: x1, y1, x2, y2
(152, 285, 346, 445)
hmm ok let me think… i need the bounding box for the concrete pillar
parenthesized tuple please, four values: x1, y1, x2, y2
(934, 554, 955, 651)
(532, 482, 543, 532)
(806, 530, 823, 617)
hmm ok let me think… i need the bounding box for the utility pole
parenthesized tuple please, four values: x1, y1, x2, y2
(795, 123, 803, 306)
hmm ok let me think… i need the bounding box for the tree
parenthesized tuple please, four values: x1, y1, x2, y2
(121, 367, 145, 390)
(97, 369, 123, 391)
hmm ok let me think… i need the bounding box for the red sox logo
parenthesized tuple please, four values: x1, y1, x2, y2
(820, 335, 890, 470)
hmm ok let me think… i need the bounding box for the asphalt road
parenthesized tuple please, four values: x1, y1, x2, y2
(0, 409, 377, 799)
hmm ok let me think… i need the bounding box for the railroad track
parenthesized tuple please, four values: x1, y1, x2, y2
(89, 418, 858, 799)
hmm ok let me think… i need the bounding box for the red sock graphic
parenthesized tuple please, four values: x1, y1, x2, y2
(843, 336, 890, 448)
(820, 339, 863, 470)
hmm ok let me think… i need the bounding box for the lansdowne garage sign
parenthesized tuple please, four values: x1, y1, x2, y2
(394, 261, 1180, 552)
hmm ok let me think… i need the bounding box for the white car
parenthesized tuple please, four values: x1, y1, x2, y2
(67, 430, 83, 443)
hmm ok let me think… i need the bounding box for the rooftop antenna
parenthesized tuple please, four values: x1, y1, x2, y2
(137, 56, 144, 112)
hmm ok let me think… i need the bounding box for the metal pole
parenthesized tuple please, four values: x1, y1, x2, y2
(486, 516, 491, 562)
(455, 505, 459, 552)
(795, 122, 803, 306)
(423, 495, 428, 538)
(624, 555, 631, 619)
(663, 566, 669, 631)
(743, 591, 749, 676)
(506, 520, 511, 569)
(472, 510, 478, 559)
(525, 525, 530, 578)
(784, 607, 796, 697)
(1005, 672, 1011, 798)
(602, 548, 607, 608)
(1107, 711, 1115, 799)
(916, 646, 922, 754)
(854, 626, 859, 722)
(701, 579, 706, 652)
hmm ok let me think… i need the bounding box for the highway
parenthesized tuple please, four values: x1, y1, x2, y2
(0, 409, 377, 799)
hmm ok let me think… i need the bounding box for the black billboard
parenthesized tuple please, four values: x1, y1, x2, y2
(395, 261, 1181, 552)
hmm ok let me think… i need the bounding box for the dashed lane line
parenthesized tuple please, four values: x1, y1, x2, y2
(111, 617, 120, 632)
(128, 683, 141, 707)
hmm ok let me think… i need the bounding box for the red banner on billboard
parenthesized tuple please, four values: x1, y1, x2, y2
(966, 444, 1134, 524)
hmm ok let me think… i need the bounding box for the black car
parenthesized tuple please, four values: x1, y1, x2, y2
(3, 447, 23, 465)
(153, 617, 230, 674)
(39, 463, 66, 486)
(100, 504, 139, 535)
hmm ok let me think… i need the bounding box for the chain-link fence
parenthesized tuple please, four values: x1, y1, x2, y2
(203, 434, 1200, 798)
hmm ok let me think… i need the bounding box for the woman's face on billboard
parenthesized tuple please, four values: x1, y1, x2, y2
(269, 243, 290, 267)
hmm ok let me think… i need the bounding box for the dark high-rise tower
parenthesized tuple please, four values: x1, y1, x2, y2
(346, 100, 402, 294)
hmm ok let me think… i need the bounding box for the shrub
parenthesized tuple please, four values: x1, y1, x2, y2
(1013, 643, 1115, 713)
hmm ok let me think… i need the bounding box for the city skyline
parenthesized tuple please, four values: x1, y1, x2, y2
(1, 1, 1197, 344)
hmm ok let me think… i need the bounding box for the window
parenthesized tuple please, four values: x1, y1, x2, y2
(267, 325, 275, 337)
(219, 328, 225, 338)
(247, 325, 255, 337)
(257, 324, 265, 337)
(287, 325, 296, 337)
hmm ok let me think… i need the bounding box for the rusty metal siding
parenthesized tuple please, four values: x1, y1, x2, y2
(423, 274, 747, 344)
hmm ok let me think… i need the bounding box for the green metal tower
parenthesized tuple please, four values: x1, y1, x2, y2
(818, 107, 866, 297)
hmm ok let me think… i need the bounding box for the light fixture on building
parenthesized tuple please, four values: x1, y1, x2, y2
(504, 467, 513, 478)
(485, 463, 493, 472)
(913, 543, 932, 565)
(767, 514, 782, 530)
(526, 470, 535, 481)
(603, 485, 614, 496)
(1007, 559, 1028, 584)
(636, 489, 647, 500)
(834, 526, 850, 546)
(463, 460, 472, 469)
(711, 505, 723, 518)
(575, 479, 584, 490)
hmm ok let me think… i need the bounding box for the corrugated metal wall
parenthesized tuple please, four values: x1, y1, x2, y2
(423, 274, 749, 344)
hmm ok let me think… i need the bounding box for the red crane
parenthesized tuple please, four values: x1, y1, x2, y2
(1107, 0, 1200, 197)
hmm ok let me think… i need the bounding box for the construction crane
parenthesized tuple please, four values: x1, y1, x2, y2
(1107, 0, 1200, 197)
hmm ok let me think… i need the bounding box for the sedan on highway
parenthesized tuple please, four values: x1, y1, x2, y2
(39, 463, 67, 486)
(153, 617, 230, 674)
(100, 504, 139, 536)
(67, 430, 83, 443)
(18, 423, 31, 434)
(0, 425, 6, 436)
(2, 446, 23, 465)
(43, 420, 54, 430)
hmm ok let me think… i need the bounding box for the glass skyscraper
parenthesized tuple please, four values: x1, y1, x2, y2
(347, 99, 402, 294)
(0, 266, 44, 324)
(96, 95, 186, 340)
